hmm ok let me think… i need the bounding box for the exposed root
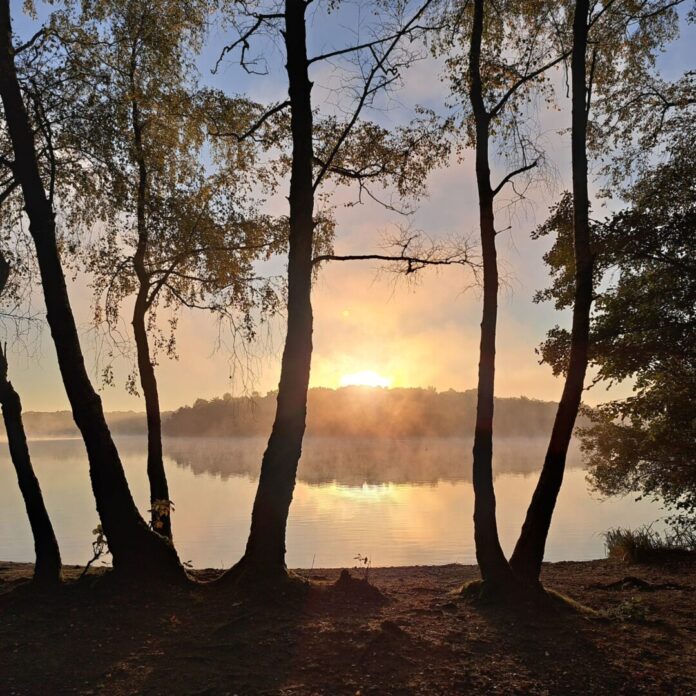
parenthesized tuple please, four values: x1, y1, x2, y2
(458, 578, 596, 616)
(589, 576, 687, 592)
(216, 555, 309, 601)
(544, 588, 599, 617)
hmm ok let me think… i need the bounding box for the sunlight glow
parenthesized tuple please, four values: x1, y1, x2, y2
(339, 370, 392, 388)
(326, 482, 397, 503)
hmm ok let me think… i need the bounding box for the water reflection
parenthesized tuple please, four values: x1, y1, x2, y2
(0, 436, 661, 569)
(162, 435, 583, 485)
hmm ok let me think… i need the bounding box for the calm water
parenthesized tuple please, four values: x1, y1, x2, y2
(0, 436, 664, 568)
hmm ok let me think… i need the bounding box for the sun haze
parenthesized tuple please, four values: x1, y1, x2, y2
(339, 371, 392, 388)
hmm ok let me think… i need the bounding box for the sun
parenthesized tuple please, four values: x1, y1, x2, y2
(339, 370, 392, 388)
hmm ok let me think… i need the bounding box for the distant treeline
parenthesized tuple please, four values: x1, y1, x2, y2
(16, 388, 588, 440)
(20, 411, 151, 439)
(163, 388, 583, 439)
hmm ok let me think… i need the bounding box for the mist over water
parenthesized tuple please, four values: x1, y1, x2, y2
(0, 436, 663, 569)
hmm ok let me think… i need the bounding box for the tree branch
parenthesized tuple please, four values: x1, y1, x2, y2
(490, 51, 569, 119)
(0, 178, 19, 207)
(313, 252, 474, 274)
(14, 28, 46, 55)
(308, 23, 434, 65)
(313, 0, 434, 191)
(212, 100, 290, 141)
(213, 13, 283, 74)
(492, 159, 538, 197)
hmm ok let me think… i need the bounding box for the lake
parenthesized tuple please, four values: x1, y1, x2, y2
(0, 436, 664, 569)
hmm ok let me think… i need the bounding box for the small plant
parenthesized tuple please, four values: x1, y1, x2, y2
(603, 597, 648, 622)
(80, 524, 110, 579)
(354, 554, 371, 581)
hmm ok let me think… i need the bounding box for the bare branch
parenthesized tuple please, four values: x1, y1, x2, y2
(313, 252, 474, 274)
(14, 28, 46, 55)
(490, 51, 569, 119)
(492, 159, 538, 197)
(313, 229, 478, 275)
(312, 154, 385, 180)
(212, 100, 290, 141)
(213, 13, 283, 74)
(0, 178, 19, 207)
(308, 23, 434, 65)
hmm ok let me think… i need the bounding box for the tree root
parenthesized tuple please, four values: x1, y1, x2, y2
(458, 578, 597, 616)
(589, 576, 687, 592)
(216, 555, 309, 600)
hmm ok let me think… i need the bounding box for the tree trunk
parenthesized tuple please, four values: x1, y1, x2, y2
(0, 360, 62, 586)
(130, 94, 172, 540)
(0, 0, 183, 580)
(509, 0, 593, 581)
(468, 0, 515, 589)
(0, 252, 61, 586)
(133, 289, 172, 539)
(226, 0, 315, 580)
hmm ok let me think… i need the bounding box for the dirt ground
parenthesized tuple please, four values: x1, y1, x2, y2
(0, 557, 694, 695)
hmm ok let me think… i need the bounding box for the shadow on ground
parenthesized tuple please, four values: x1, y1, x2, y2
(0, 559, 693, 695)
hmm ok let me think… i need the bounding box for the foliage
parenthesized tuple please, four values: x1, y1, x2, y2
(436, 0, 564, 194)
(535, 127, 696, 520)
(149, 499, 175, 532)
(313, 108, 451, 213)
(48, 0, 285, 385)
(0, 22, 100, 340)
(595, 50, 694, 189)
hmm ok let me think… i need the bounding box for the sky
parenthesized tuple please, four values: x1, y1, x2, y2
(5, 1, 695, 413)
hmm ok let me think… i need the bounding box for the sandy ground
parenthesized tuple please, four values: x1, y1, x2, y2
(0, 557, 694, 695)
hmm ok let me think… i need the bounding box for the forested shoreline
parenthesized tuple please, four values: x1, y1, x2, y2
(15, 388, 587, 439)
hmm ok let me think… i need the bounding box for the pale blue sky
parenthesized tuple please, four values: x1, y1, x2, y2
(5, 1, 695, 411)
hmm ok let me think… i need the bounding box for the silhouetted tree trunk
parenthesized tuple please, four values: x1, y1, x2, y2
(0, 257, 61, 586)
(132, 283, 171, 538)
(468, 0, 515, 590)
(131, 95, 172, 539)
(0, 0, 183, 580)
(509, 0, 594, 581)
(225, 0, 314, 581)
(0, 351, 63, 586)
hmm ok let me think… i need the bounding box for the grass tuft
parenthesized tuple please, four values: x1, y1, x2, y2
(604, 523, 696, 564)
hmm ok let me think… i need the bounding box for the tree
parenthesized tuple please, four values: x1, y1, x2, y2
(219, 0, 446, 584)
(0, 251, 61, 586)
(0, 0, 185, 580)
(439, 0, 566, 591)
(58, 0, 282, 538)
(534, 126, 696, 527)
(440, 0, 681, 595)
(508, 0, 593, 581)
(510, 0, 682, 584)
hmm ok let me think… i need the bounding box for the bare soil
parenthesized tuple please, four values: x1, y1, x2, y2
(0, 557, 694, 695)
